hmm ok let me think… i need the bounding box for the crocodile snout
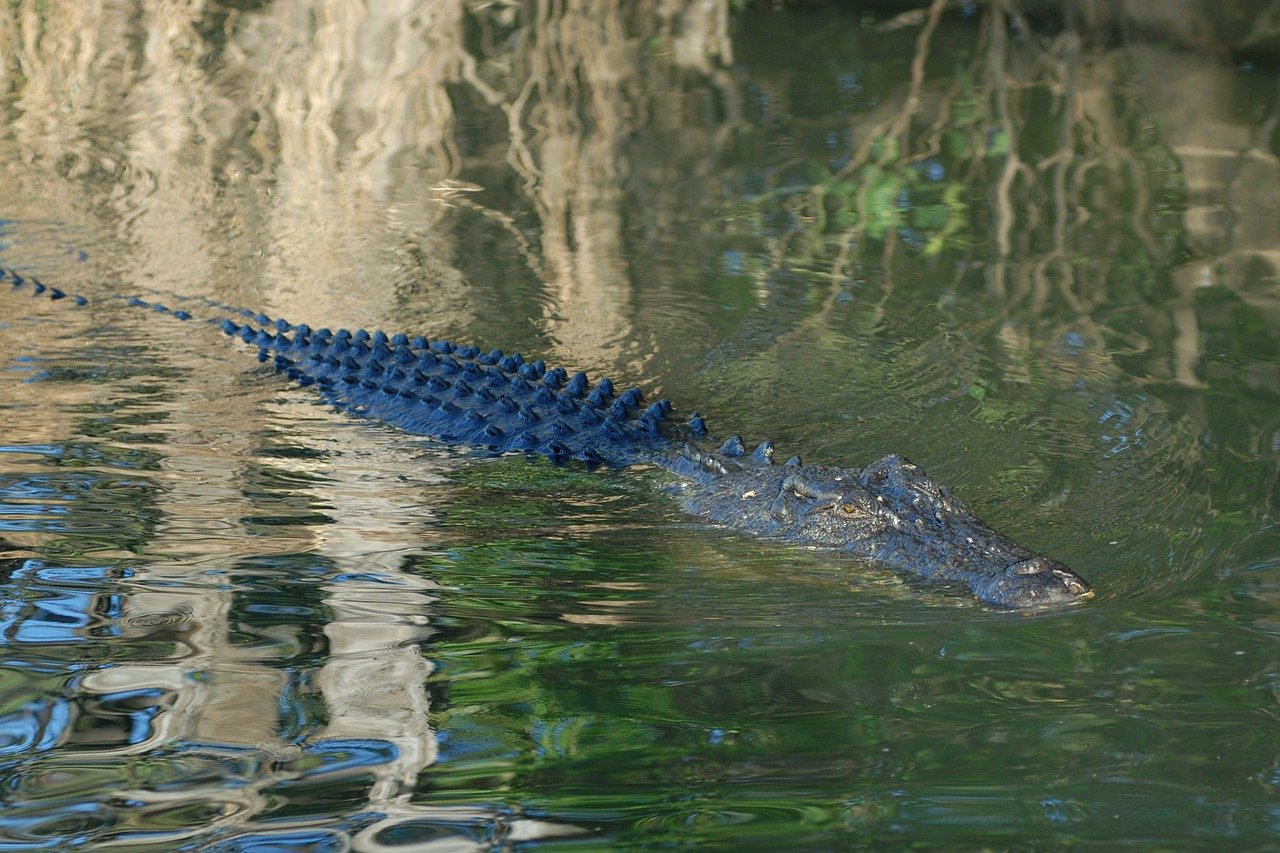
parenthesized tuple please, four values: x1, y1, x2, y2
(976, 555, 1094, 609)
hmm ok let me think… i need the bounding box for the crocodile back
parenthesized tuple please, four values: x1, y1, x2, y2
(1, 264, 703, 467)
(227, 317, 678, 467)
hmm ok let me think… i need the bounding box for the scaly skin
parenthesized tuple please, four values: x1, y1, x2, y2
(1, 265, 1093, 609)
(664, 446, 1091, 608)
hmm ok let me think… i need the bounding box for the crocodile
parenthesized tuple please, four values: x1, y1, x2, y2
(1, 264, 1093, 609)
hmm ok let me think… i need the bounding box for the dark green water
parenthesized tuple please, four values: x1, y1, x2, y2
(0, 2, 1277, 848)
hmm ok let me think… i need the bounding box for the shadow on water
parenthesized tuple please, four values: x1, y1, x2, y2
(0, 0, 1278, 848)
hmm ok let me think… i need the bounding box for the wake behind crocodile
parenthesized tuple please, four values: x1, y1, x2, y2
(1, 266, 1093, 609)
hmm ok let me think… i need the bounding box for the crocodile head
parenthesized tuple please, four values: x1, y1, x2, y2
(668, 437, 1092, 609)
(760, 454, 1093, 609)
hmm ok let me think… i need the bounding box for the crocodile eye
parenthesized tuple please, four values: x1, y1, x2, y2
(841, 504, 859, 515)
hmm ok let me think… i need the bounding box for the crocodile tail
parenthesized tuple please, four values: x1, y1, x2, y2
(1, 263, 214, 321)
(1, 265, 92, 309)
(1, 263, 720, 467)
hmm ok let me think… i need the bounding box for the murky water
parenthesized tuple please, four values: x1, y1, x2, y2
(0, 2, 1277, 848)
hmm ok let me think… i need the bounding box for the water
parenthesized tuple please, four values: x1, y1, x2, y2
(0, 1, 1277, 848)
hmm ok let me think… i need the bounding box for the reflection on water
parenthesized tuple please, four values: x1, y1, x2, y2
(0, 0, 1278, 848)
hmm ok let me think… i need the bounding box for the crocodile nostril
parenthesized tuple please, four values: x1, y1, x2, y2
(1007, 557, 1094, 600)
(1055, 570, 1093, 597)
